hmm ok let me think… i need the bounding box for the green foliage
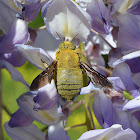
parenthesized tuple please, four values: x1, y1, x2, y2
(123, 90, 133, 100)
(2, 62, 43, 139)
(28, 12, 45, 29)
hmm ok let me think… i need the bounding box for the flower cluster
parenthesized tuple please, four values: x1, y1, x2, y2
(1, 0, 140, 140)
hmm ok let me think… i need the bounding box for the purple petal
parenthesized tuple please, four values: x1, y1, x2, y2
(108, 48, 122, 68)
(108, 77, 126, 92)
(87, 44, 106, 76)
(42, 0, 91, 43)
(19, 0, 41, 22)
(28, 28, 37, 45)
(8, 109, 33, 127)
(133, 72, 140, 88)
(0, 1, 17, 33)
(86, 0, 110, 34)
(17, 92, 63, 126)
(33, 80, 58, 110)
(92, 90, 114, 128)
(123, 96, 140, 112)
(34, 29, 61, 51)
(47, 121, 70, 140)
(132, 111, 140, 120)
(108, 48, 140, 67)
(0, 51, 26, 67)
(127, 1, 140, 15)
(118, 14, 140, 49)
(111, 26, 119, 41)
(111, 62, 138, 93)
(0, 60, 29, 88)
(4, 122, 45, 140)
(126, 58, 140, 73)
(15, 44, 54, 70)
(129, 90, 140, 98)
(78, 124, 136, 140)
(113, 103, 140, 138)
(14, 0, 35, 5)
(0, 19, 29, 54)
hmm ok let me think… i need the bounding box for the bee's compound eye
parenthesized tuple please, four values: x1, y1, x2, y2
(70, 45, 75, 50)
(59, 44, 63, 49)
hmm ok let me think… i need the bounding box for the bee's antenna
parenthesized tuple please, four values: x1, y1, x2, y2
(71, 34, 79, 43)
(56, 32, 63, 42)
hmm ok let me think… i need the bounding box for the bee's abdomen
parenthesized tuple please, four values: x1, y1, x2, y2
(57, 68, 83, 101)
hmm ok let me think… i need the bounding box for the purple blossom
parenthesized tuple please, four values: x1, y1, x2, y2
(0, 19, 28, 67)
(16, 0, 41, 22)
(86, 0, 111, 34)
(2, 0, 140, 139)
(5, 123, 46, 140)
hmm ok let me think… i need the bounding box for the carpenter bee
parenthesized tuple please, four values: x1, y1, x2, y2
(30, 41, 112, 101)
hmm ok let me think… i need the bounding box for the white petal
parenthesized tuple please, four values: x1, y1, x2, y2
(80, 82, 100, 95)
(78, 124, 136, 140)
(42, 0, 91, 43)
(123, 96, 140, 111)
(15, 44, 54, 70)
(112, 50, 140, 67)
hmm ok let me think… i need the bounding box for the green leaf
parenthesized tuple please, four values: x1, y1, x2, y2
(28, 11, 45, 29)
(123, 91, 133, 100)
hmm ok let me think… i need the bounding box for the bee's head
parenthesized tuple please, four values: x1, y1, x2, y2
(58, 41, 75, 50)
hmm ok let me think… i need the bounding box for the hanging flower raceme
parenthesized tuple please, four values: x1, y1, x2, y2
(3, 0, 140, 140)
(0, 58, 69, 140)
(0, 0, 42, 67)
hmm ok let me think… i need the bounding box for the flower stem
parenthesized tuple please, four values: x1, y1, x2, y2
(103, 0, 112, 5)
(70, 100, 84, 112)
(79, 43, 95, 130)
(37, 25, 46, 31)
(92, 64, 112, 75)
(0, 69, 3, 140)
(2, 105, 11, 116)
(85, 95, 94, 130)
(64, 123, 86, 131)
(91, 29, 114, 49)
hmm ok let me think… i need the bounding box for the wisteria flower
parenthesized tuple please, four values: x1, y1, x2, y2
(78, 124, 136, 140)
(0, 19, 29, 67)
(1, 59, 69, 140)
(42, 0, 91, 44)
(2, 0, 140, 140)
(86, 0, 111, 34)
(111, 0, 140, 50)
(0, 0, 41, 33)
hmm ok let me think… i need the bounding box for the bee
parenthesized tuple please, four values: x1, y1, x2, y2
(30, 41, 112, 101)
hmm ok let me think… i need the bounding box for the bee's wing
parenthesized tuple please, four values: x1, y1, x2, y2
(80, 61, 113, 89)
(30, 61, 57, 91)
